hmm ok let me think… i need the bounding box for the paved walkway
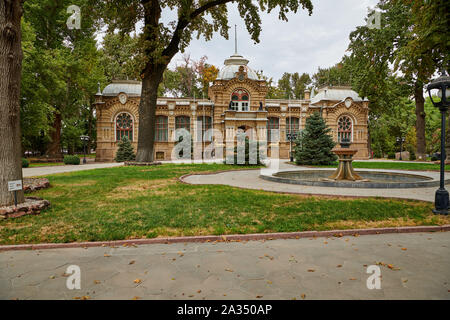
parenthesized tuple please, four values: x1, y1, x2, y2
(182, 162, 439, 202)
(0, 232, 448, 300)
(23, 162, 123, 177)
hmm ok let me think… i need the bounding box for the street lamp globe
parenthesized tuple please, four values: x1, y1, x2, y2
(427, 75, 450, 110)
(427, 75, 450, 215)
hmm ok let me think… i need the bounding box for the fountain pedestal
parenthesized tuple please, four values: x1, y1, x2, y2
(326, 140, 365, 181)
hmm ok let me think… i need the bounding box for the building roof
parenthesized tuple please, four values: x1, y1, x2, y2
(310, 86, 368, 105)
(216, 53, 259, 81)
(102, 80, 142, 97)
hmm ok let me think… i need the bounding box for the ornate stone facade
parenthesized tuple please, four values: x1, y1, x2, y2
(95, 53, 369, 162)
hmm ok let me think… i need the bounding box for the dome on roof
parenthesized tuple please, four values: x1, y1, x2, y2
(310, 86, 368, 104)
(216, 53, 259, 81)
(102, 80, 142, 97)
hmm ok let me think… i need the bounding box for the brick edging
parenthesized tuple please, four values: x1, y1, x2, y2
(0, 225, 448, 252)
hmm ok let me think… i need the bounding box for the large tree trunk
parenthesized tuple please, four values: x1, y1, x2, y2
(135, 66, 165, 162)
(0, 0, 25, 206)
(414, 82, 426, 161)
(46, 112, 63, 159)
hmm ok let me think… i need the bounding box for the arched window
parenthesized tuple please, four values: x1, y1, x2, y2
(175, 116, 190, 132)
(267, 117, 279, 142)
(286, 117, 300, 141)
(230, 89, 250, 111)
(155, 116, 168, 142)
(116, 113, 133, 141)
(338, 115, 352, 142)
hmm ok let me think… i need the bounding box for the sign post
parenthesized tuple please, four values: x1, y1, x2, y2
(8, 180, 23, 207)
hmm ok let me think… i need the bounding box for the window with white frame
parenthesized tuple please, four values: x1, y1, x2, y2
(231, 89, 250, 111)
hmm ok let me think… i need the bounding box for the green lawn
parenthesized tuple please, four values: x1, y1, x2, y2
(296, 161, 450, 171)
(1, 163, 448, 245)
(29, 162, 65, 168)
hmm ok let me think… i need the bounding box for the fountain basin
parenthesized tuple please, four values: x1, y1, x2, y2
(260, 169, 450, 189)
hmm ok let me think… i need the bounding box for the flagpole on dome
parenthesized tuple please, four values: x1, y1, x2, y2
(234, 24, 238, 55)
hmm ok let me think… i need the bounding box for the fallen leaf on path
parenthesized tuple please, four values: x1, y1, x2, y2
(93, 280, 101, 284)
(132, 296, 141, 300)
(134, 279, 142, 284)
(307, 269, 315, 272)
(387, 264, 400, 270)
(104, 254, 111, 257)
(301, 294, 306, 300)
(225, 268, 233, 272)
(256, 295, 263, 298)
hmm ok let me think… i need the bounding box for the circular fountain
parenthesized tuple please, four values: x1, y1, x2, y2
(261, 140, 450, 189)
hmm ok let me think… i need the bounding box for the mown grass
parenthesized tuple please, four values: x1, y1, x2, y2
(1, 163, 448, 245)
(298, 161, 450, 171)
(29, 162, 65, 168)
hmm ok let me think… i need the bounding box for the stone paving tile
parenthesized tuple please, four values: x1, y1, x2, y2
(1, 232, 449, 299)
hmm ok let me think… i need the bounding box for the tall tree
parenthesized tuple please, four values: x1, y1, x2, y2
(0, 0, 25, 206)
(312, 57, 352, 89)
(100, 32, 144, 82)
(22, 0, 105, 158)
(348, 0, 446, 160)
(20, 19, 54, 154)
(97, 0, 313, 162)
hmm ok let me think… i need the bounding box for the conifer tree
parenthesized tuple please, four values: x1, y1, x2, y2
(115, 136, 136, 162)
(294, 112, 337, 165)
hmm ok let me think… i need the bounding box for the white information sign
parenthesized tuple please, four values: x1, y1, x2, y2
(8, 180, 23, 192)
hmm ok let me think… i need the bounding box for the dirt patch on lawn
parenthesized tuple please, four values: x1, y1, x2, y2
(107, 179, 177, 199)
(62, 180, 98, 187)
(317, 216, 450, 230)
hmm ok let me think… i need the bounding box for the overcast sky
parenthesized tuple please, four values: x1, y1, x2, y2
(100, 0, 380, 82)
(165, 0, 379, 81)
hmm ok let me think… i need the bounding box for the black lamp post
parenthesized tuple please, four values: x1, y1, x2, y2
(396, 137, 405, 160)
(427, 75, 450, 215)
(80, 135, 90, 164)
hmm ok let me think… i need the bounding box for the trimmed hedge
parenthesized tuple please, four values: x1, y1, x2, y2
(22, 158, 29, 168)
(63, 155, 80, 165)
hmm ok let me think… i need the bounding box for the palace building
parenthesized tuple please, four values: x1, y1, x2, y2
(94, 52, 370, 162)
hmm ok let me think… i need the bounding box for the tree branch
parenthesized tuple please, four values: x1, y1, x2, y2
(162, 0, 234, 61)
